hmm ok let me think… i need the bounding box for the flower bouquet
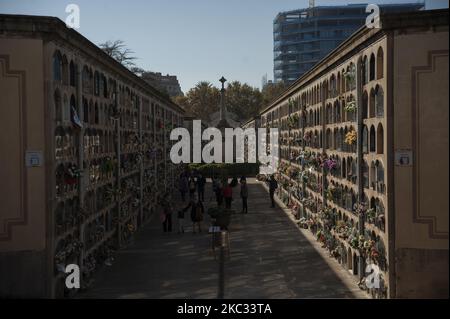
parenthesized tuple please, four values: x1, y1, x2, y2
(370, 246, 380, 261)
(298, 217, 309, 229)
(303, 131, 312, 142)
(345, 130, 357, 145)
(366, 208, 376, 223)
(65, 164, 81, 185)
(324, 158, 337, 171)
(316, 230, 326, 244)
(330, 247, 340, 259)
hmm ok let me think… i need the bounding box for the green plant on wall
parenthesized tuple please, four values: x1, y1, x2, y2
(287, 113, 299, 128)
(288, 97, 295, 110)
(344, 100, 357, 112)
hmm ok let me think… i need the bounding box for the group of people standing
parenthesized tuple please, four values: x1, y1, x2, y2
(159, 171, 280, 234)
(178, 172, 206, 202)
(159, 187, 205, 234)
(212, 176, 248, 214)
(158, 172, 207, 234)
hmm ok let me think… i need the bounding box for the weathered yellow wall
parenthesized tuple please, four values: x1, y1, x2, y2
(393, 29, 449, 298)
(0, 38, 47, 252)
(0, 38, 48, 297)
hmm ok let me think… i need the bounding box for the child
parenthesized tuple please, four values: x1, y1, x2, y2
(177, 204, 188, 234)
(192, 200, 204, 234)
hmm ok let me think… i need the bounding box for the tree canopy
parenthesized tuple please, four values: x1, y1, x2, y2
(174, 80, 287, 124)
(173, 82, 220, 122)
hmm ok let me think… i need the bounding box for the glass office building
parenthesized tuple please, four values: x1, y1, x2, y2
(274, 3, 424, 84)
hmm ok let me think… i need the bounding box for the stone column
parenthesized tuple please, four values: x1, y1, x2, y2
(219, 76, 227, 121)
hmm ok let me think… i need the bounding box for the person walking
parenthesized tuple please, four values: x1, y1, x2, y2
(240, 177, 248, 214)
(230, 176, 238, 187)
(177, 203, 189, 234)
(223, 181, 233, 209)
(188, 176, 196, 200)
(162, 194, 173, 232)
(190, 199, 204, 234)
(213, 177, 224, 206)
(178, 173, 189, 202)
(268, 175, 278, 208)
(158, 196, 166, 232)
(196, 173, 206, 202)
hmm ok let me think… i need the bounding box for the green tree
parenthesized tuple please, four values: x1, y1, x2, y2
(174, 81, 220, 122)
(261, 81, 287, 106)
(225, 81, 262, 121)
(177, 80, 287, 124)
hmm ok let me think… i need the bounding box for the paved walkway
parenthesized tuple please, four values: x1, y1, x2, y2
(79, 179, 366, 299)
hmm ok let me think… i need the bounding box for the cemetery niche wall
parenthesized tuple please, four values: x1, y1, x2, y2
(0, 14, 185, 298)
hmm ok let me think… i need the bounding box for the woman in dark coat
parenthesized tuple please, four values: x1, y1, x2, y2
(190, 199, 204, 234)
(178, 173, 189, 202)
(188, 176, 196, 200)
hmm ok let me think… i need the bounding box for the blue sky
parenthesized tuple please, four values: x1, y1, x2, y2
(0, 0, 447, 92)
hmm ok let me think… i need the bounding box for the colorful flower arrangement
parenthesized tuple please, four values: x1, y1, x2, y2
(318, 206, 334, 221)
(306, 217, 318, 228)
(330, 247, 340, 258)
(354, 201, 368, 216)
(334, 220, 350, 237)
(348, 234, 365, 249)
(295, 150, 311, 165)
(286, 166, 299, 179)
(65, 164, 82, 185)
(299, 171, 309, 184)
(298, 217, 309, 229)
(303, 131, 312, 141)
(366, 208, 376, 222)
(316, 230, 326, 244)
(323, 158, 337, 171)
(345, 130, 357, 145)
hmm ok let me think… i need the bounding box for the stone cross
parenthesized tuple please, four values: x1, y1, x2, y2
(219, 76, 227, 121)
